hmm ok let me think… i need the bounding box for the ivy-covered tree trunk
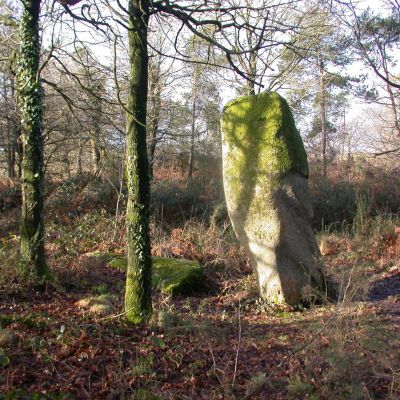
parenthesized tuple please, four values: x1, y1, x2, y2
(124, 0, 152, 323)
(17, 0, 47, 276)
(148, 101, 160, 179)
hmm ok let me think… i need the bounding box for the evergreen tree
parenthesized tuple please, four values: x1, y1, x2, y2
(278, 7, 353, 175)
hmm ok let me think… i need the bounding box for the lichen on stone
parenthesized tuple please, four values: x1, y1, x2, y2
(221, 91, 308, 208)
(152, 256, 204, 296)
(222, 91, 325, 305)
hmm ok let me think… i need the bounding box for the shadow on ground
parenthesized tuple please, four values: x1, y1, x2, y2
(368, 271, 400, 301)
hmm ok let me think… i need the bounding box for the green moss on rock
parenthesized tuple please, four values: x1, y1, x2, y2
(84, 252, 126, 270)
(152, 256, 204, 296)
(85, 252, 115, 263)
(109, 255, 129, 270)
(222, 91, 308, 206)
(89, 253, 204, 296)
(221, 91, 324, 305)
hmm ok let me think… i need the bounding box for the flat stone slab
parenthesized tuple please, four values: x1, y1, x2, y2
(89, 253, 204, 296)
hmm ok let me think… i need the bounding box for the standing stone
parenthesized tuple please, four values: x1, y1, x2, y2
(222, 91, 325, 305)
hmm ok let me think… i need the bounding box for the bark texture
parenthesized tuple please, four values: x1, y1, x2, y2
(148, 59, 162, 178)
(17, 0, 47, 276)
(124, 0, 152, 323)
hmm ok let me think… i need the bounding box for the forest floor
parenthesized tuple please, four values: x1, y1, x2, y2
(0, 186, 399, 400)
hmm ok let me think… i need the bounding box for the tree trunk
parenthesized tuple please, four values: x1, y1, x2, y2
(148, 112, 160, 179)
(187, 97, 196, 179)
(4, 76, 15, 178)
(2, 74, 15, 178)
(382, 61, 400, 138)
(148, 63, 161, 179)
(246, 46, 256, 96)
(16, 133, 23, 179)
(90, 99, 102, 177)
(319, 58, 327, 178)
(76, 139, 84, 176)
(187, 67, 199, 179)
(8, 141, 16, 179)
(124, 0, 152, 323)
(246, 77, 256, 96)
(239, 6, 256, 96)
(10, 76, 21, 178)
(17, 0, 47, 277)
(90, 136, 101, 176)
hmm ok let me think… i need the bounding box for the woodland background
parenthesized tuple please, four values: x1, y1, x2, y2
(0, 0, 400, 399)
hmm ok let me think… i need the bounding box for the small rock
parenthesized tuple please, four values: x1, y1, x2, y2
(0, 330, 19, 347)
(157, 311, 178, 329)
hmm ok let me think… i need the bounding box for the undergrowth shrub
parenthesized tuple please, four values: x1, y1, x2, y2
(311, 180, 357, 231)
(48, 210, 126, 258)
(151, 218, 249, 275)
(310, 161, 400, 231)
(150, 178, 221, 223)
(0, 236, 20, 288)
(318, 206, 400, 306)
(46, 175, 124, 219)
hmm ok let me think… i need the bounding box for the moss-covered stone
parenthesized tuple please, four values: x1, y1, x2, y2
(90, 253, 204, 296)
(152, 257, 204, 296)
(84, 252, 115, 263)
(222, 91, 325, 305)
(222, 91, 308, 205)
(0, 329, 19, 346)
(84, 252, 126, 269)
(157, 310, 178, 328)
